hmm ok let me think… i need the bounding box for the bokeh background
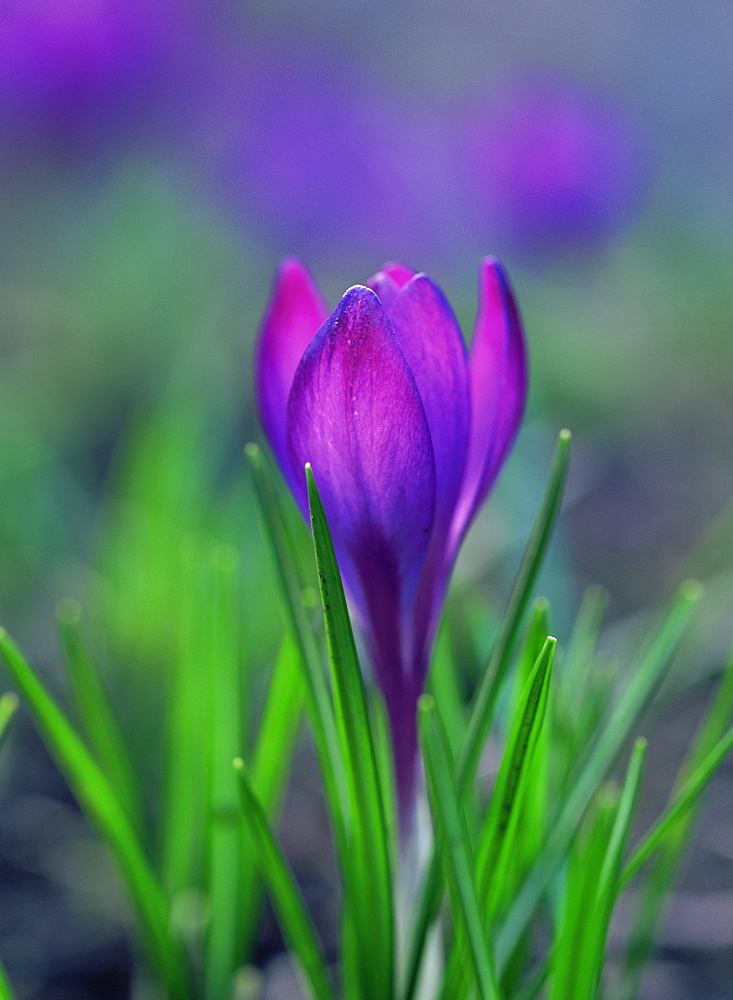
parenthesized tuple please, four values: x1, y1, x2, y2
(0, 2, 731, 998)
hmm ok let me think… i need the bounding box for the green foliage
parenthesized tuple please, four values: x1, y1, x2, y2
(0, 420, 730, 1000)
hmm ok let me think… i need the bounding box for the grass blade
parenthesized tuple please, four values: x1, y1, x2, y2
(428, 620, 468, 757)
(249, 634, 304, 817)
(204, 546, 246, 1000)
(616, 644, 733, 1000)
(247, 444, 347, 855)
(439, 635, 555, 1000)
(496, 579, 701, 971)
(419, 696, 502, 1000)
(478, 637, 555, 911)
(234, 635, 305, 959)
(56, 599, 143, 832)
(234, 759, 335, 1000)
(571, 739, 647, 1000)
(0, 957, 16, 1000)
(162, 540, 209, 897)
(0, 692, 18, 748)
(549, 783, 618, 1000)
(0, 629, 191, 1000)
(305, 464, 394, 1000)
(0, 702, 19, 1000)
(403, 430, 570, 1000)
(621, 726, 733, 888)
(457, 429, 571, 795)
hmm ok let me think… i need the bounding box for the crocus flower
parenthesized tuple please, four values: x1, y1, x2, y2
(256, 259, 527, 819)
(459, 74, 644, 255)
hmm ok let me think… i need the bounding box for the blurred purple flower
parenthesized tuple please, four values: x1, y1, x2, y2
(256, 258, 527, 816)
(0, 0, 198, 159)
(203, 41, 452, 262)
(461, 75, 644, 254)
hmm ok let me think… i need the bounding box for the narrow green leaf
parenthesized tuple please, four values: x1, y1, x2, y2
(234, 759, 335, 1000)
(0, 629, 191, 1000)
(560, 585, 608, 700)
(0, 707, 19, 1000)
(621, 726, 733, 888)
(555, 586, 610, 781)
(0, 692, 19, 748)
(496, 580, 701, 971)
(249, 635, 304, 816)
(0, 957, 16, 1000)
(549, 785, 618, 1000)
(236, 635, 305, 959)
(428, 619, 467, 757)
(247, 444, 347, 856)
(305, 464, 394, 1000)
(369, 689, 398, 867)
(457, 429, 571, 794)
(477, 637, 556, 910)
(162, 540, 209, 898)
(56, 599, 143, 832)
(419, 696, 502, 1000)
(572, 739, 647, 1000)
(513, 955, 551, 1000)
(616, 643, 733, 1000)
(403, 431, 570, 1000)
(508, 603, 554, 889)
(439, 636, 555, 1000)
(205, 546, 246, 1000)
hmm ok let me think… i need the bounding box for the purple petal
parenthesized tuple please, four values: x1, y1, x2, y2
(367, 261, 417, 310)
(387, 275, 470, 527)
(286, 285, 436, 648)
(254, 258, 328, 479)
(450, 257, 527, 550)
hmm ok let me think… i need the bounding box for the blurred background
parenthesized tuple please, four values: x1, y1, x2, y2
(0, 1, 731, 998)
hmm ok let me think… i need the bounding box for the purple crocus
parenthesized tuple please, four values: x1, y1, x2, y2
(460, 74, 644, 255)
(256, 259, 527, 818)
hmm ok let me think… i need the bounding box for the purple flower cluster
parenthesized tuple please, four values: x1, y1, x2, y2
(256, 259, 527, 813)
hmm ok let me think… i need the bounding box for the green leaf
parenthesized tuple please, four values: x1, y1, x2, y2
(0, 705, 19, 1000)
(305, 464, 395, 1000)
(368, 689, 398, 866)
(204, 546, 246, 1000)
(616, 642, 733, 1000)
(555, 586, 610, 778)
(0, 629, 191, 1000)
(428, 618, 467, 757)
(439, 635, 555, 1000)
(235, 634, 305, 959)
(549, 784, 619, 1000)
(0, 957, 16, 1000)
(247, 444, 347, 856)
(0, 692, 18, 748)
(496, 579, 701, 971)
(419, 696, 502, 1000)
(621, 726, 733, 888)
(56, 599, 143, 833)
(477, 636, 556, 915)
(234, 759, 335, 1000)
(457, 429, 571, 794)
(162, 540, 209, 898)
(572, 739, 647, 1000)
(403, 430, 570, 1000)
(249, 634, 304, 818)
